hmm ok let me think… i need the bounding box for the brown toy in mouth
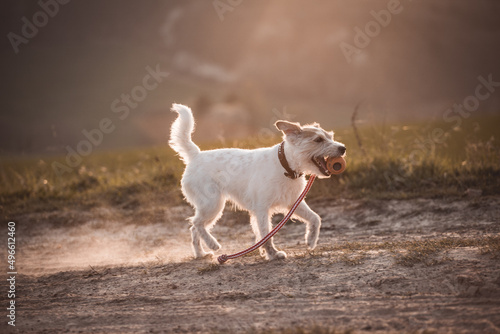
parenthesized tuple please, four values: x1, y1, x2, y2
(311, 156, 346, 176)
(326, 156, 346, 175)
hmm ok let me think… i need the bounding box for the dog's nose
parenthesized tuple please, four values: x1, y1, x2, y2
(338, 146, 346, 155)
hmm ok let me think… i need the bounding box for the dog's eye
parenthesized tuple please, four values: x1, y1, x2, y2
(314, 137, 324, 143)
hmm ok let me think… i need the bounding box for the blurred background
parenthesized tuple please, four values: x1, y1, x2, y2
(1, 0, 500, 155)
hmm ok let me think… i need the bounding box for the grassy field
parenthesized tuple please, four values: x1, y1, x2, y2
(1, 114, 499, 216)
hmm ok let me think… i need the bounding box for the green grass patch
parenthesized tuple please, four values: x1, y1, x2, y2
(1, 114, 499, 215)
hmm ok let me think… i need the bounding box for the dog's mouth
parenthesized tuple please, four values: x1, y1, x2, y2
(311, 156, 331, 176)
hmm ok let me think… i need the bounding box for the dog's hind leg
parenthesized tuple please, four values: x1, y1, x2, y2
(293, 202, 321, 250)
(254, 211, 287, 260)
(190, 195, 225, 253)
(190, 225, 210, 258)
(249, 215, 266, 257)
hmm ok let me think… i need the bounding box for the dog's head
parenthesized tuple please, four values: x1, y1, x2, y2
(275, 120, 346, 178)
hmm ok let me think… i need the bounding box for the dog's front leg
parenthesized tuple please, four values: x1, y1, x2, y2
(254, 211, 287, 260)
(294, 202, 321, 250)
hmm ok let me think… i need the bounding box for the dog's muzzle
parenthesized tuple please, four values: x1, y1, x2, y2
(312, 156, 331, 176)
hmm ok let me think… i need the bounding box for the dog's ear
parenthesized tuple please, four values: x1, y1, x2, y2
(275, 121, 302, 136)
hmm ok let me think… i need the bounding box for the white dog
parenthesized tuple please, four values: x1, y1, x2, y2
(169, 104, 346, 260)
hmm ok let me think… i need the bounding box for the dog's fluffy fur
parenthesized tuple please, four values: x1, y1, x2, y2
(169, 103, 346, 260)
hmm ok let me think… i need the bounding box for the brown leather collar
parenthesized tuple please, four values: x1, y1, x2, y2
(278, 142, 303, 179)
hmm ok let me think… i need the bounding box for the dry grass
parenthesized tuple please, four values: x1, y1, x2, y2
(244, 326, 353, 334)
(198, 263, 221, 275)
(306, 236, 500, 267)
(338, 252, 366, 266)
(1, 114, 499, 216)
(479, 236, 500, 258)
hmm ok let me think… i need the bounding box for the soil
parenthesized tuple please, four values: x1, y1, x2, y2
(1, 196, 500, 333)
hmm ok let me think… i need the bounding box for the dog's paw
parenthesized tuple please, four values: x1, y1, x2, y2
(194, 250, 214, 259)
(207, 240, 222, 252)
(306, 228, 319, 250)
(268, 250, 287, 260)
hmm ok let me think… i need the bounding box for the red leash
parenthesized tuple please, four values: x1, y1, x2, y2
(217, 174, 317, 264)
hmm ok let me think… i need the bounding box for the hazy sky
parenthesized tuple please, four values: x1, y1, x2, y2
(1, 0, 499, 154)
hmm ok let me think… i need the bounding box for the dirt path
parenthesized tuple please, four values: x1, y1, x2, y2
(1, 196, 500, 333)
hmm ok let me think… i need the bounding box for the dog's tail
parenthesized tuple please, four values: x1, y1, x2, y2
(169, 103, 200, 164)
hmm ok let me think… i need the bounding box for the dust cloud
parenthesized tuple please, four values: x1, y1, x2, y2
(15, 209, 195, 276)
